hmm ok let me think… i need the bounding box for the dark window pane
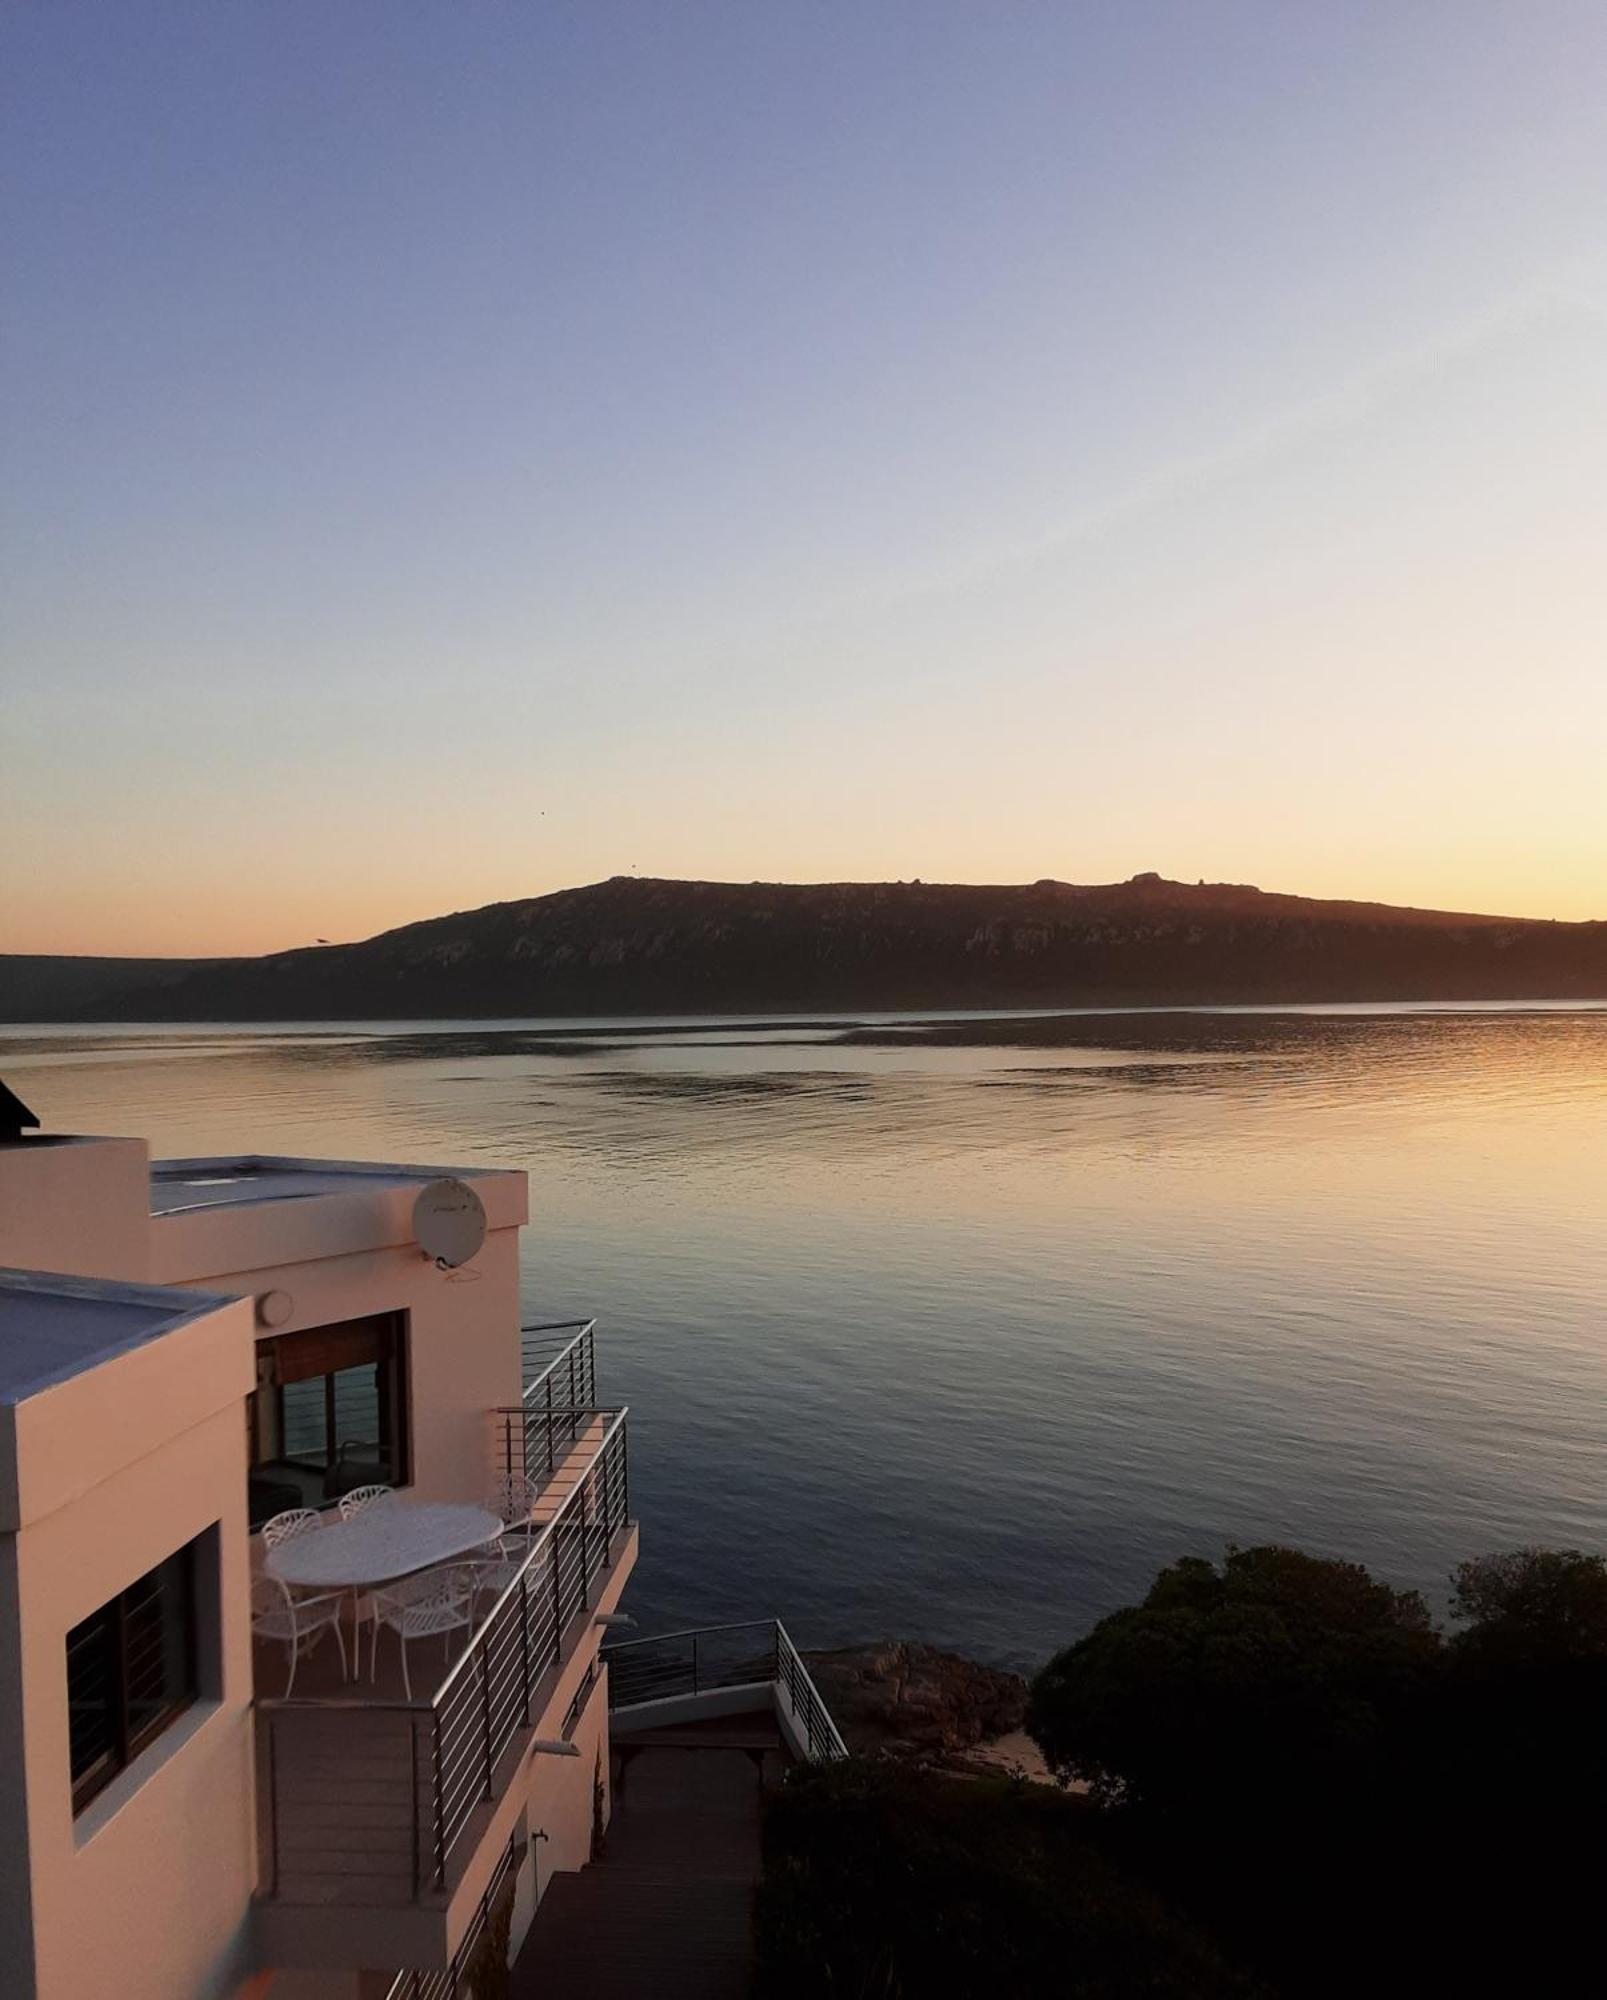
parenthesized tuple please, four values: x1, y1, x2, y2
(280, 1376, 328, 1466)
(332, 1362, 381, 1460)
(66, 1539, 200, 1813)
(66, 1610, 117, 1791)
(123, 1552, 195, 1738)
(249, 1314, 408, 1520)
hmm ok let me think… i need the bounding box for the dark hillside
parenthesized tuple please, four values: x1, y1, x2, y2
(5, 873, 1605, 1020)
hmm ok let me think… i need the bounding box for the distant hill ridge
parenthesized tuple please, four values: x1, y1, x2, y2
(4, 872, 1605, 1021)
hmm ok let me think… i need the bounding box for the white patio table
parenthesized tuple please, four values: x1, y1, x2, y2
(264, 1500, 504, 1680)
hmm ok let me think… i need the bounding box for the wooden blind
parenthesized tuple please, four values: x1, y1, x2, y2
(260, 1312, 398, 1386)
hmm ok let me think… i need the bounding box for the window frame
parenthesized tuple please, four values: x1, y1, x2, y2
(67, 1541, 200, 1817)
(247, 1310, 411, 1521)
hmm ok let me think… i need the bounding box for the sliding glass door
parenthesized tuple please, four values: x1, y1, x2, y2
(249, 1311, 409, 1522)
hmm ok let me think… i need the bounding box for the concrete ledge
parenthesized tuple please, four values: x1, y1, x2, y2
(610, 1684, 782, 1736)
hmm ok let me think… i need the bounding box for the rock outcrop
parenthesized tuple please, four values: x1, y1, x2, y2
(802, 1641, 1028, 1762)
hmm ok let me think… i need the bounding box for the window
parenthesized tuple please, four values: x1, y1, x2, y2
(67, 1541, 199, 1814)
(248, 1312, 409, 1524)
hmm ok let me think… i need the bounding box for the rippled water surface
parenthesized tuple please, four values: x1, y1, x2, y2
(7, 1009, 1605, 1669)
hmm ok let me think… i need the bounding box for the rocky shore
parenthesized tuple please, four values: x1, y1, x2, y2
(802, 1641, 1048, 1778)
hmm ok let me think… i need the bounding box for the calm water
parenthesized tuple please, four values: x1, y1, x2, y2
(6, 1009, 1605, 1671)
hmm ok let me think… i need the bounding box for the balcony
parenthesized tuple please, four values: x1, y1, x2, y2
(253, 1398, 633, 1970)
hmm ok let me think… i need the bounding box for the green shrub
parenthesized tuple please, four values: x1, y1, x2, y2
(1026, 1544, 1438, 1811)
(753, 1757, 1261, 1999)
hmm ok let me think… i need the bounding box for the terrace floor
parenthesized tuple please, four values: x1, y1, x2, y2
(254, 1517, 636, 1911)
(252, 1602, 464, 1707)
(510, 1712, 787, 1999)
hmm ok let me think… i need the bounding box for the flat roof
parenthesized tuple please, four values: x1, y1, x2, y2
(0, 1269, 233, 1404)
(149, 1153, 519, 1216)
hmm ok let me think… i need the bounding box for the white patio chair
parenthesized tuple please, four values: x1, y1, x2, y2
(338, 1483, 394, 1521)
(370, 1566, 478, 1698)
(262, 1507, 322, 1549)
(333, 1484, 395, 1659)
(465, 1527, 537, 1608)
(488, 1471, 540, 1526)
(251, 1573, 347, 1696)
(471, 1475, 540, 1603)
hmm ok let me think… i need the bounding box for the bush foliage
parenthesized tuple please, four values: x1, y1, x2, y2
(754, 1757, 1262, 1999)
(756, 1545, 1607, 1999)
(1025, 1543, 1607, 1995)
(1027, 1544, 1437, 1808)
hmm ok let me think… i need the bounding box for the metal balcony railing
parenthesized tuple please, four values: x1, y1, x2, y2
(520, 1318, 596, 1408)
(383, 1833, 519, 2000)
(259, 1408, 630, 1904)
(605, 1619, 848, 1763)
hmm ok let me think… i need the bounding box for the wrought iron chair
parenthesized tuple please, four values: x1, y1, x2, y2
(488, 1470, 541, 1526)
(251, 1573, 348, 1696)
(465, 1527, 538, 1609)
(261, 1507, 322, 1549)
(469, 1472, 542, 1605)
(370, 1566, 478, 1697)
(335, 1484, 394, 1659)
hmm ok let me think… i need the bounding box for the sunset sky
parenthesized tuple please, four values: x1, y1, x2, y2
(4, 3, 1606, 956)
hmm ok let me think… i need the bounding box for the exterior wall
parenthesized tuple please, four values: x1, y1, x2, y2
(6, 1398, 258, 2000)
(1, 1280, 247, 1533)
(147, 1167, 527, 1295)
(0, 1138, 151, 1281)
(151, 1226, 524, 1509)
(504, 1668, 614, 1966)
(530, 1665, 611, 1888)
(0, 1536, 37, 1994)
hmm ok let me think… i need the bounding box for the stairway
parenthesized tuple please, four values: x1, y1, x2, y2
(511, 1726, 783, 2000)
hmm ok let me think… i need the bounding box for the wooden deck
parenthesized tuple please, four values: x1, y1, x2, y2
(510, 1713, 785, 1999)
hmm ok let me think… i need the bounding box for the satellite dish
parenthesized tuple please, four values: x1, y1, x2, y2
(413, 1178, 487, 1268)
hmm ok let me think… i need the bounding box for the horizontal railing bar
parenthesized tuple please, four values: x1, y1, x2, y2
(435, 1428, 627, 1702)
(520, 1320, 597, 1401)
(602, 1619, 784, 1653)
(499, 1411, 611, 1426)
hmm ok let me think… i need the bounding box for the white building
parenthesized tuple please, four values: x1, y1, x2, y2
(0, 1103, 636, 1999)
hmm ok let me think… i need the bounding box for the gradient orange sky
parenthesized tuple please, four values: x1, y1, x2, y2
(4, 6, 1605, 958)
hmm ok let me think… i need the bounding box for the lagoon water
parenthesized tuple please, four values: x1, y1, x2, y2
(5, 1008, 1605, 1671)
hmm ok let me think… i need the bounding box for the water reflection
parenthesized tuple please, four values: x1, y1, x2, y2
(5, 1008, 1605, 1670)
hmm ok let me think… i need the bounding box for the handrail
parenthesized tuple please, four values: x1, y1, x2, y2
(383, 1831, 520, 2000)
(775, 1619, 849, 1761)
(605, 1617, 847, 1763)
(438, 1406, 627, 1706)
(602, 1618, 787, 1653)
(520, 1318, 596, 1406)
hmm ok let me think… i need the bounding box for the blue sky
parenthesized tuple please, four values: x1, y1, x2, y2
(4, 3, 1605, 951)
